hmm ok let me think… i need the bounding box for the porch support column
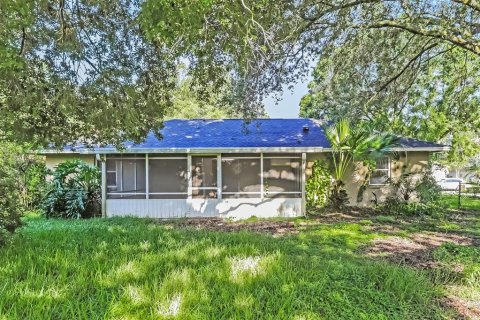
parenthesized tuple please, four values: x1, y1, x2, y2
(145, 154, 149, 200)
(100, 154, 107, 218)
(187, 155, 192, 199)
(217, 154, 222, 199)
(301, 153, 307, 216)
(260, 152, 264, 199)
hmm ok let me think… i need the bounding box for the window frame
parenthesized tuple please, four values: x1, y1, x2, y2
(262, 154, 302, 197)
(369, 156, 391, 186)
(190, 155, 219, 199)
(106, 156, 147, 199)
(148, 156, 188, 199)
(221, 154, 262, 198)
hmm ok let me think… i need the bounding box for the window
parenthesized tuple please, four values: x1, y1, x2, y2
(370, 157, 390, 185)
(263, 155, 301, 198)
(149, 157, 188, 199)
(191, 156, 218, 199)
(222, 155, 261, 198)
(106, 156, 146, 199)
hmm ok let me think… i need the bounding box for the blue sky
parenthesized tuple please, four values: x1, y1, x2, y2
(263, 75, 312, 118)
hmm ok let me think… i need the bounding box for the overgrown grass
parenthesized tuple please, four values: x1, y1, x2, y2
(442, 194, 480, 211)
(0, 216, 451, 319)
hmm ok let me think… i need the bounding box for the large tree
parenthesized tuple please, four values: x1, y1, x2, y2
(140, 0, 480, 99)
(140, 0, 480, 163)
(299, 28, 480, 165)
(2, 0, 480, 146)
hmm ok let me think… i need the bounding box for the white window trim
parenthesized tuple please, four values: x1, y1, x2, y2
(369, 156, 391, 186)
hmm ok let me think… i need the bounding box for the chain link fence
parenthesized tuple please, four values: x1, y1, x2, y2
(441, 181, 480, 210)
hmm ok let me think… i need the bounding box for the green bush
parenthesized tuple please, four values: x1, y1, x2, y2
(0, 145, 29, 245)
(42, 160, 101, 219)
(305, 161, 331, 210)
(380, 165, 444, 217)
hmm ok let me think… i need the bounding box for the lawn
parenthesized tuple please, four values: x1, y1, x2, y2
(442, 194, 480, 211)
(0, 211, 479, 319)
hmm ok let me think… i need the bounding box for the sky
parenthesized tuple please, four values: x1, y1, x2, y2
(263, 73, 313, 119)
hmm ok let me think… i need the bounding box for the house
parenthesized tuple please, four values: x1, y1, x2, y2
(42, 119, 448, 219)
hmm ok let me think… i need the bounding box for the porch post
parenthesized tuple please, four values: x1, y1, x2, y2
(301, 152, 307, 216)
(100, 154, 107, 218)
(260, 152, 264, 199)
(145, 153, 149, 200)
(217, 154, 222, 199)
(187, 154, 192, 199)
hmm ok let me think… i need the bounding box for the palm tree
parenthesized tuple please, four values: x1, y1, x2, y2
(325, 119, 398, 208)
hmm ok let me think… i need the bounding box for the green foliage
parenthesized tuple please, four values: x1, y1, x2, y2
(381, 166, 444, 217)
(324, 119, 398, 209)
(0, 143, 46, 245)
(305, 161, 331, 210)
(0, 147, 23, 245)
(42, 160, 101, 219)
(300, 32, 480, 167)
(165, 76, 266, 119)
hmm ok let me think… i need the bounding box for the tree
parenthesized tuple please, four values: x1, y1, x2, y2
(324, 119, 398, 208)
(0, 0, 177, 147)
(165, 76, 266, 119)
(300, 28, 480, 166)
(140, 0, 480, 107)
(0, 143, 45, 245)
(3, 1, 480, 146)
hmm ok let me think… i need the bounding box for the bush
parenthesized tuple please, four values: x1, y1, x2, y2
(380, 165, 444, 217)
(0, 146, 24, 244)
(306, 161, 331, 210)
(42, 160, 101, 219)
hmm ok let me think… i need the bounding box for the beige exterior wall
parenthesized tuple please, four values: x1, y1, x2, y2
(306, 151, 431, 207)
(45, 154, 96, 170)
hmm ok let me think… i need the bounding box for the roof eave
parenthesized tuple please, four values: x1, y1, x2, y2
(39, 146, 327, 154)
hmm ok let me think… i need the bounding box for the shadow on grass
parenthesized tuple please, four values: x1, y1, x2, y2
(0, 217, 453, 319)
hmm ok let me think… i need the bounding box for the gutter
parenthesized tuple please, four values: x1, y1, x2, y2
(38, 146, 326, 154)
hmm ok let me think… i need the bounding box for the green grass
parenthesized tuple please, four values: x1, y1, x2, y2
(0, 216, 451, 319)
(442, 194, 480, 211)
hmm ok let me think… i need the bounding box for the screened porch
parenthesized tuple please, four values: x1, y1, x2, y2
(101, 153, 306, 218)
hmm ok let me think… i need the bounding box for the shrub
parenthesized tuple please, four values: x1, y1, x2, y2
(42, 160, 101, 219)
(0, 146, 24, 244)
(380, 165, 444, 217)
(306, 161, 331, 210)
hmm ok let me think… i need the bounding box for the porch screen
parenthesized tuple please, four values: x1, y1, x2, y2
(191, 156, 218, 199)
(263, 155, 302, 198)
(221, 155, 261, 198)
(149, 157, 188, 199)
(106, 156, 146, 199)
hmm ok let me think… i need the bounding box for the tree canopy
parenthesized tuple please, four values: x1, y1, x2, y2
(1, 0, 479, 148)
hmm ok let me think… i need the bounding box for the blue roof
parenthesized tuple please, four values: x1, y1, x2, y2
(54, 119, 447, 152)
(115, 119, 329, 149)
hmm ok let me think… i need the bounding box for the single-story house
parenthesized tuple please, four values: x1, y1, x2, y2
(42, 119, 448, 219)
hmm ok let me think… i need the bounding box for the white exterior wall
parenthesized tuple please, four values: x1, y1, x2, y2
(107, 198, 302, 220)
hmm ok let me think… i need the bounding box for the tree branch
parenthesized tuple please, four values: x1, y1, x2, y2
(377, 42, 438, 93)
(368, 20, 480, 56)
(451, 0, 480, 12)
(19, 27, 26, 56)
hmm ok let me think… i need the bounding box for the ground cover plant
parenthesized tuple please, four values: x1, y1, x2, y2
(1, 207, 479, 319)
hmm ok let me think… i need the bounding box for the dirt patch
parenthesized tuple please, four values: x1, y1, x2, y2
(178, 218, 298, 235)
(442, 296, 480, 320)
(364, 231, 474, 269)
(364, 232, 480, 319)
